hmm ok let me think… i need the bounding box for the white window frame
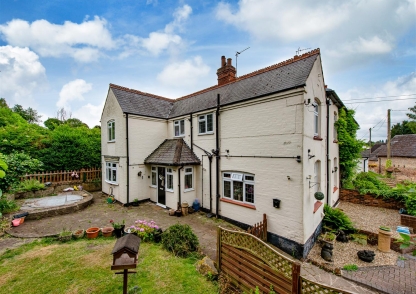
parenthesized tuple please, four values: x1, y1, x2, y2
(313, 102, 320, 137)
(166, 168, 173, 192)
(105, 162, 117, 184)
(184, 167, 193, 191)
(151, 166, 157, 187)
(223, 172, 255, 204)
(198, 113, 213, 135)
(333, 112, 338, 141)
(174, 119, 185, 137)
(108, 120, 115, 142)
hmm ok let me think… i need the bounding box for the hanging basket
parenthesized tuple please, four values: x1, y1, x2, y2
(314, 192, 324, 201)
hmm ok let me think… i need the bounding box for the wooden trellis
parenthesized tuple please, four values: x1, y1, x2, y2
(20, 168, 101, 184)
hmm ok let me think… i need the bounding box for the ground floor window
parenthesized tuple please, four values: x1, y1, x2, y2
(151, 166, 157, 187)
(166, 168, 173, 191)
(184, 167, 193, 190)
(223, 172, 255, 204)
(105, 162, 117, 184)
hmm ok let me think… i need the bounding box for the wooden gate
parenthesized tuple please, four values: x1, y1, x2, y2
(217, 227, 353, 294)
(247, 213, 267, 241)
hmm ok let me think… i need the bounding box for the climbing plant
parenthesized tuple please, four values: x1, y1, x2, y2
(335, 108, 364, 186)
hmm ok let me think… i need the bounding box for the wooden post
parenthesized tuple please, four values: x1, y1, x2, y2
(263, 213, 267, 241)
(123, 269, 128, 294)
(291, 262, 301, 294)
(217, 227, 221, 271)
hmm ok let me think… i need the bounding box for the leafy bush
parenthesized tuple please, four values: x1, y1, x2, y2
(0, 196, 19, 214)
(323, 204, 355, 232)
(0, 152, 44, 192)
(161, 224, 199, 257)
(404, 189, 416, 216)
(16, 179, 45, 192)
(128, 220, 159, 242)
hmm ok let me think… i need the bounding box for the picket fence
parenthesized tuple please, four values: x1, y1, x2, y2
(20, 168, 101, 184)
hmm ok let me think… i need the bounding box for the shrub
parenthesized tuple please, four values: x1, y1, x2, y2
(16, 179, 45, 192)
(0, 196, 19, 214)
(128, 220, 159, 242)
(323, 204, 355, 232)
(161, 224, 199, 257)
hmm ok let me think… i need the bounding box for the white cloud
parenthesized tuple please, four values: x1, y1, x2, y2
(157, 56, 210, 88)
(122, 4, 192, 57)
(341, 72, 416, 141)
(0, 17, 115, 62)
(216, 0, 415, 64)
(0, 45, 47, 105)
(72, 102, 104, 128)
(57, 79, 92, 110)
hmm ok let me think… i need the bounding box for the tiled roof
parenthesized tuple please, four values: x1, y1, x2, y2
(144, 139, 201, 166)
(377, 134, 416, 158)
(110, 49, 320, 119)
(111, 233, 140, 254)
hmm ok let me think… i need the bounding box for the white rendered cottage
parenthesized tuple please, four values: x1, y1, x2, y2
(100, 49, 343, 258)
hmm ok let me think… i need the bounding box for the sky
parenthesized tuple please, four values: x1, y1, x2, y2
(0, 0, 415, 141)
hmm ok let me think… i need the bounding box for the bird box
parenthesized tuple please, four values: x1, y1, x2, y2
(111, 234, 141, 270)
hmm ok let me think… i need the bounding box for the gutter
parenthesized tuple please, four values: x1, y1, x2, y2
(126, 113, 130, 204)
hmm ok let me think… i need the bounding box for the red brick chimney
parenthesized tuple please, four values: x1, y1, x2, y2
(217, 56, 236, 86)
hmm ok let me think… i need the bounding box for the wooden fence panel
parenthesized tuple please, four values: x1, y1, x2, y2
(300, 277, 352, 294)
(247, 213, 267, 241)
(20, 168, 101, 184)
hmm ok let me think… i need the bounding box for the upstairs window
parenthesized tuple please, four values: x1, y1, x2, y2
(108, 120, 115, 142)
(105, 162, 117, 184)
(184, 167, 193, 190)
(198, 113, 213, 134)
(223, 172, 255, 204)
(174, 119, 185, 137)
(313, 101, 320, 137)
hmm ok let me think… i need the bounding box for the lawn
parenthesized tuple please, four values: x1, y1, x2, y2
(0, 238, 218, 294)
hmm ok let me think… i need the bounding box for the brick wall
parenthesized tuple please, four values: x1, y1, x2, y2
(401, 214, 416, 231)
(339, 189, 404, 210)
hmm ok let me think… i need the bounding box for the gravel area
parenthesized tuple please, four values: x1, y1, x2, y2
(308, 239, 399, 273)
(337, 201, 402, 238)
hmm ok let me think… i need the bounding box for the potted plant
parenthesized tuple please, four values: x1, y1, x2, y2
(131, 198, 139, 207)
(59, 228, 72, 242)
(378, 226, 392, 252)
(314, 191, 324, 201)
(107, 196, 115, 204)
(73, 229, 84, 239)
(86, 227, 100, 239)
(110, 219, 125, 238)
(102, 227, 114, 237)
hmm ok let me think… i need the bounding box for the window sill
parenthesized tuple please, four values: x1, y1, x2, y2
(150, 185, 157, 189)
(220, 198, 256, 210)
(166, 189, 174, 193)
(333, 186, 338, 193)
(174, 135, 185, 138)
(184, 188, 194, 192)
(105, 180, 118, 185)
(333, 140, 338, 143)
(313, 201, 323, 213)
(107, 140, 116, 143)
(313, 136, 323, 141)
(198, 132, 214, 136)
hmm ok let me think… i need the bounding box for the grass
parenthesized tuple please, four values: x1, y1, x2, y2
(342, 264, 358, 271)
(0, 238, 218, 294)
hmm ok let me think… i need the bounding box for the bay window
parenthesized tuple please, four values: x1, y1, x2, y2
(166, 168, 173, 191)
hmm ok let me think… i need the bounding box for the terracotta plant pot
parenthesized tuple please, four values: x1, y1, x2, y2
(73, 229, 85, 239)
(102, 227, 114, 237)
(86, 227, 100, 239)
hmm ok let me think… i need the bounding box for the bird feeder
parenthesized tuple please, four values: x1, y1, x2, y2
(111, 234, 141, 294)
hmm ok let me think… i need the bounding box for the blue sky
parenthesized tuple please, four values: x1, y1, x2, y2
(0, 0, 415, 141)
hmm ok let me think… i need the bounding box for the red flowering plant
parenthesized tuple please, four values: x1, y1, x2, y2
(110, 219, 124, 229)
(128, 220, 159, 242)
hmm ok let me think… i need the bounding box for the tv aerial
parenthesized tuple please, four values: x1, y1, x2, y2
(296, 47, 311, 56)
(235, 47, 250, 76)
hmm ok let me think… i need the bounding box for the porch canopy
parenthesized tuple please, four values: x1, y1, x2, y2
(144, 139, 201, 166)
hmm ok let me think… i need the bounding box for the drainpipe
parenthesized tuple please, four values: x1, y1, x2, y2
(215, 94, 220, 218)
(126, 113, 130, 204)
(178, 165, 184, 210)
(189, 113, 193, 152)
(326, 99, 330, 206)
(209, 155, 213, 213)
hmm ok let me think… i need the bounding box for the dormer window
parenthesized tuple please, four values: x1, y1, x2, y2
(174, 119, 185, 137)
(108, 120, 115, 142)
(198, 113, 213, 135)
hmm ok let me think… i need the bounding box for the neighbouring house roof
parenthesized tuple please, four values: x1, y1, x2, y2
(376, 134, 416, 158)
(144, 139, 201, 166)
(361, 149, 370, 158)
(110, 49, 322, 119)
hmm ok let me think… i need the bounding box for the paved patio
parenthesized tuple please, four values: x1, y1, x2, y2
(1, 192, 387, 293)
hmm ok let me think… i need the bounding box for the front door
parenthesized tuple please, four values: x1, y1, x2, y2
(157, 167, 166, 205)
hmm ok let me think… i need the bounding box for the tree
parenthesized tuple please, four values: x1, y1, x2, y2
(407, 103, 416, 133)
(44, 118, 63, 130)
(0, 98, 8, 108)
(12, 104, 42, 124)
(391, 120, 414, 137)
(335, 108, 364, 186)
(65, 118, 89, 128)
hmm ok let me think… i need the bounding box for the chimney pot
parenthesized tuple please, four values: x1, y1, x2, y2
(227, 58, 232, 66)
(221, 56, 226, 67)
(217, 55, 236, 86)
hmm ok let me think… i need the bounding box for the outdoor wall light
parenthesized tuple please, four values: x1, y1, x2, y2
(137, 171, 142, 177)
(332, 167, 338, 173)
